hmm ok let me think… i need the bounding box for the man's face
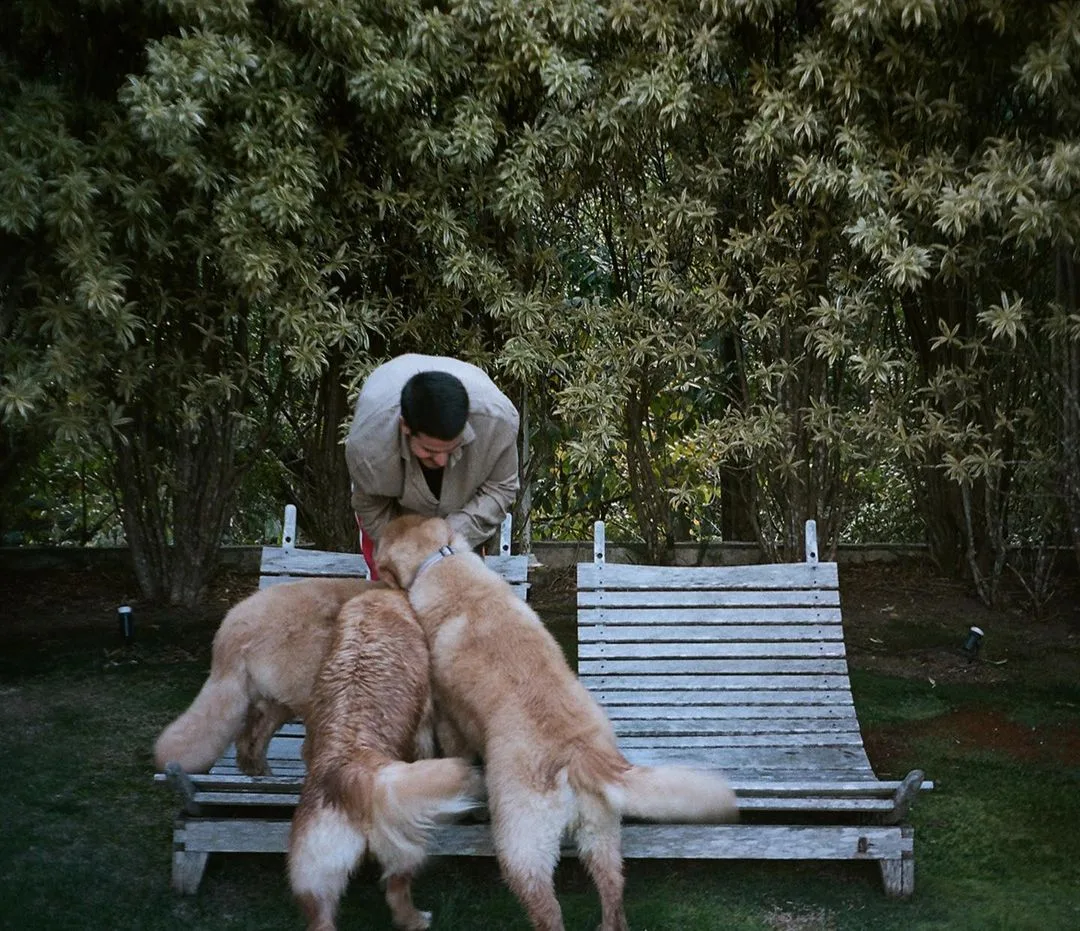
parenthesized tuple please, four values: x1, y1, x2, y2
(403, 425, 462, 469)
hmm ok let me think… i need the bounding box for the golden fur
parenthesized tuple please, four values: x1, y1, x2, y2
(154, 578, 375, 775)
(377, 515, 739, 931)
(287, 588, 482, 931)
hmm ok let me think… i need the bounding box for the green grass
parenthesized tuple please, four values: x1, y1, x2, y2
(3, 638, 1080, 930)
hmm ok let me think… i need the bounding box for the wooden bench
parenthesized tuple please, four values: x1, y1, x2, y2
(571, 518, 930, 897)
(160, 514, 927, 899)
(157, 506, 529, 893)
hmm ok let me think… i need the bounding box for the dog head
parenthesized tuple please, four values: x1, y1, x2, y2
(375, 514, 464, 590)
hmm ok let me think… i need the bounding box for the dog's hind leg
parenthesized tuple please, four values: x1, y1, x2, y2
(384, 873, 432, 931)
(236, 698, 293, 775)
(288, 804, 366, 931)
(573, 796, 629, 931)
(491, 789, 568, 931)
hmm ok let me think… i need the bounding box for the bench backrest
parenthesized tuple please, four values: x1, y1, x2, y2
(577, 520, 875, 783)
(259, 505, 529, 600)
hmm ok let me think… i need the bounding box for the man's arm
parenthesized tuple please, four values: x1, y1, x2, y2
(345, 422, 402, 543)
(446, 436, 520, 550)
(349, 486, 402, 543)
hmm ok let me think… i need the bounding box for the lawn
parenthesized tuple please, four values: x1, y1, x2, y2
(1, 563, 1079, 930)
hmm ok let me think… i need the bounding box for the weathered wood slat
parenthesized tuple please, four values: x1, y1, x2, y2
(578, 589, 841, 608)
(577, 657, 849, 674)
(214, 738, 305, 762)
(579, 622, 844, 641)
(159, 771, 912, 797)
(193, 791, 300, 806)
(711, 796, 896, 813)
(250, 688, 863, 713)
(578, 561, 839, 590)
(619, 745, 876, 773)
(579, 672, 853, 689)
(260, 552, 526, 583)
(169, 787, 906, 816)
(155, 773, 304, 791)
(259, 547, 370, 578)
(426, 823, 912, 861)
(262, 571, 528, 597)
(581, 640, 847, 658)
(735, 780, 914, 796)
(175, 821, 912, 862)
(209, 762, 307, 778)
(610, 718, 864, 738)
(619, 823, 910, 861)
(579, 608, 843, 625)
(603, 703, 858, 720)
(188, 819, 889, 861)
(180, 791, 901, 817)
(616, 733, 868, 749)
(180, 819, 292, 854)
(481, 554, 530, 583)
(594, 689, 856, 706)
(197, 754, 900, 793)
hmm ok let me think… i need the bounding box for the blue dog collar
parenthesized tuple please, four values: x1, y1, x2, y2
(413, 544, 457, 584)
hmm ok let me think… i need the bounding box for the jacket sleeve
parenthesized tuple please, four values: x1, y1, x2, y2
(349, 486, 402, 543)
(446, 431, 520, 550)
(345, 427, 401, 542)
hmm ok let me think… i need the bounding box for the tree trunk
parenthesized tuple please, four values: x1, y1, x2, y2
(283, 353, 355, 553)
(113, 426, 171, 603)
(719, 465, 756, 542)
(168, 414, 241, 606)
(113, 408, 240, 607)
(624, 388, 673, 563)
(1057, 250, 1080, 573)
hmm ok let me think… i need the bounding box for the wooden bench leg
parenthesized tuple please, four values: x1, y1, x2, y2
(172, 848, 209, 894)
(879, 827, 915, 897)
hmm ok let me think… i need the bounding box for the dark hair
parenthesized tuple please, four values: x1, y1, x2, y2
(400, 371, 469, 440)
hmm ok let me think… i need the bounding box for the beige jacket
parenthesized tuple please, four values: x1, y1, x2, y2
(344, 354, 520, 549)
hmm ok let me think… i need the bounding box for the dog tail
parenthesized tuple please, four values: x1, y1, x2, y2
(342, 757, 483, 876)
(153, 670, 250, 773)
(608, 765, 739, 823)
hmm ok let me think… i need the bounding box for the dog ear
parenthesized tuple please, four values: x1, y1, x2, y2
(378, 561, 402, 589)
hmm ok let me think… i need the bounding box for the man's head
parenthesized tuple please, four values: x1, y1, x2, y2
(400, 371, 469, 469)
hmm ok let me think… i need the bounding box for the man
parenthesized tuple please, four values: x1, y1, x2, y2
(344, 354, 520, 577)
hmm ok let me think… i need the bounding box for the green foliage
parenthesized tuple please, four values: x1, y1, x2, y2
(3, 0, 1080, 597)
(0, 443, 122, 545)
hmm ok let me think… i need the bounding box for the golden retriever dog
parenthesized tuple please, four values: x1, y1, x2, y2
(376, 515, 739, 931)
(154, 577, 375, 775)
(288, 587, 483, 931)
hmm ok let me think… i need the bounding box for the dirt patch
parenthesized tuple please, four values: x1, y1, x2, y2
(839, 561, 1080, 685)
(0, 566, 247, 642)
(865, 707, 1080, 771)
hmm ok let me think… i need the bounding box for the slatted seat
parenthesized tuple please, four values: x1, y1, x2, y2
(574, 518, 929, 896)
(258, 504, 530, 600)
(159, 513, 927, 899)
(158, 505, 528, 893)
